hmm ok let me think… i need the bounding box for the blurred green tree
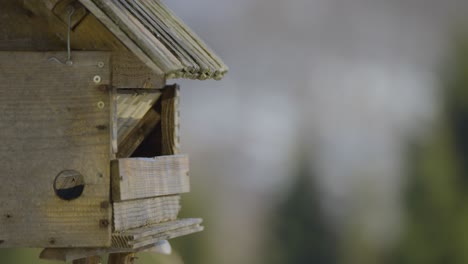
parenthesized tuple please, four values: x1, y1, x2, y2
(264, 154, 338, 264)
(391, 33, 468, 264)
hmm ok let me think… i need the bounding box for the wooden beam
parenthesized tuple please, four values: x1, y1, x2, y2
(113, 195, 181, 232)
(111, 155, 190, 201)
(112, 219, 203, 249)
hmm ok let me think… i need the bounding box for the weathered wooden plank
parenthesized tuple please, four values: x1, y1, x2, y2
(103, 0, 182, 72)
(112, 219, 203, 249)
(0, 52, 112, 248)
(111, 155, 190, 201)
(113, 195, 181, 232)
(0, 0, 64, 51)
(161, 84, 180, 155)
(131, 224, 204, 249)
(112, 52, 165, 89)
(78, 0, 164, 74)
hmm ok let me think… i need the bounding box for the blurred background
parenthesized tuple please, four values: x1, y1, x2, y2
(2, 0, 468, 263)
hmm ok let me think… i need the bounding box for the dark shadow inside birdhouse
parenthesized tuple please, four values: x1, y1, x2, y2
(116, 84, 179, 158)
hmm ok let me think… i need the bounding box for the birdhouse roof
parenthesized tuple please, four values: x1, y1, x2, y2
(79, 0, 228, 80)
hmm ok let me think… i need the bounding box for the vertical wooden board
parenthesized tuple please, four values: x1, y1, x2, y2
(0, 52, 112, 247)
(161, 84, 180, 155)
(111, 155, 190, 201)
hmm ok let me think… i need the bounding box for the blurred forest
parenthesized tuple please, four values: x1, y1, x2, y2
(2, 0, 468, 264)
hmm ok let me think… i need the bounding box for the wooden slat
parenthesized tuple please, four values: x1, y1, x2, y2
(78, 0, 164, 75)
(113, 196, 181, 232)
(87, 0, 182, 73)
(112, 219, 203, 249)
(161, 84, 180, 155)
(0, 52, 112, 247)
(111, 155, 190, 201)
(78, 0, 227, 80)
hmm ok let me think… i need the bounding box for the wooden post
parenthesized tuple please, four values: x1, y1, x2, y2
(108, 253, 136, 264)
(73, 256, 102, 264)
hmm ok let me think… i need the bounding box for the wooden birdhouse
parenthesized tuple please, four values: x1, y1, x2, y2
(0, 0, 227, 262)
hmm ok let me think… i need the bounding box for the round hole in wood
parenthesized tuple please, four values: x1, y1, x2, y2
(54, 170, 85, 201)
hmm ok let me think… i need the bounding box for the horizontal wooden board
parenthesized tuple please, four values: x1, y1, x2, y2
(112, 218, 203, 249)
(113, 195, 181, 232)
(0, 52, 112, 247)
(111, 155, 190, 201)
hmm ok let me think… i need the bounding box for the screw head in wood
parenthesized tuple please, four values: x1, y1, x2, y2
(97, 61, 105, 68)
(99, 219, 109, 228)
(97, 101, 105, 109)
(93, 75, 102, 84)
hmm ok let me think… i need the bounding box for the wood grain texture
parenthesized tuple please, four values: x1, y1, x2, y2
(161, 84, 180, 155)
(112, 52, 165, 89)
(0, 0, 64, 51)
(111, 155, 190, 201)
(79, 0, 165, 75)
(80, 0, 227, 80)
(0, 52, 112, 248)
(113, 195, 181, 232)
(112, 218, 203, 249)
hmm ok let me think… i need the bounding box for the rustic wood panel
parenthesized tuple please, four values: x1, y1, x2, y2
(0, 52, 112, 247)
(113, 195, 181, 232)
(161, 84, 180, 155)
(112, 218, 203, 249)
(111, 155, 190, 201)
(112, 52, 165, 88)
(0, 1, 64, 51)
